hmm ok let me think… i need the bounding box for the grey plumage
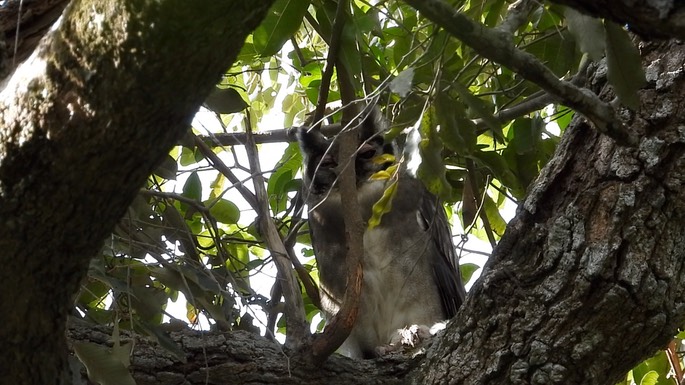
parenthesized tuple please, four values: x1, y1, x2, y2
(297, 108, 465, 358)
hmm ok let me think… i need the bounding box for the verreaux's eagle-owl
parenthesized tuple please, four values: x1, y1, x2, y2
(297, 107, 465, 358)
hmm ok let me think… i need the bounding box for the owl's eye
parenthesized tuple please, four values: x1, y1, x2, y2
(319, 155, 337, 168)
(358, 143, 376, 160)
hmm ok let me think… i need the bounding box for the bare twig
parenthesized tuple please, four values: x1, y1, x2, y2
(190, 124, 342, 147)
(243, 115, 309, 348)
(192, 134, 259, 210)
(465, 159, 498, 248)
(497, 0, 540, 34)
(311, 0, 349, 128)
(311, 60, 364, 361)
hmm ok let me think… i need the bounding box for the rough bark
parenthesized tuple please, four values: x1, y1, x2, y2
(416, 40, 685, 384)
(0, 1, 273, 384)
(548, 0, 685, 40)
(67, 322, 412, 385)
(0, 0, 70, 78)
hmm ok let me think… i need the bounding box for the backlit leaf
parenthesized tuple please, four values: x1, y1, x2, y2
(253, 0, 310, 56)
(204, 87, 248, 114)
(206, 199, 241, 224)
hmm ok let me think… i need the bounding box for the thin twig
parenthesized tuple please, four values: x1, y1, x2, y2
(311, 0, 349, 128)
(243, 114, 309, 348)
(403, 0, 637, 146)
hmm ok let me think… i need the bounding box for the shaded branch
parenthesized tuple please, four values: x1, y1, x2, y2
(311, 0, 349, 128)
(403, 0, 638, 146)
(67, 321, 413, 385)
(548, 0, 685, 40)
(243, 116, 309, 349)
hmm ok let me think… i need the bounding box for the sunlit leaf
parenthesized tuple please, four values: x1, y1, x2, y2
(390, 67, 414, 97)
(417, 109, 453, 199)
(639, 371, 658, 385)
(632, 351, 674, 385)
(460, 263, 480, 284)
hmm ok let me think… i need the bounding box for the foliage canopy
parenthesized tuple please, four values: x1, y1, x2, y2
(70, 1, 679, 383)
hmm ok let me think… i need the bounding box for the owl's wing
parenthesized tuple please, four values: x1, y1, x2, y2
(418, 190, 466, 319)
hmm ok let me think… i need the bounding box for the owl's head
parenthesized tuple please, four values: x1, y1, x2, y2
(297, 107, 396, 201)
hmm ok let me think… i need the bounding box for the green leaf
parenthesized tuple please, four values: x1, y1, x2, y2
(209, 173, 225, 200)
(368, 180, 398, 229)
(452, 81, 504, 143)
(604, 21, 646, 110)
(182, 171, 202, 202)
(417, 109, 453, 199)
(526, 30, 579, 78)
(471, 151, 525, 198)
(203, 87, 248, 114)
(508, 117, 543, 155)
(564, 7, 605, 62)
(483, 193, 507, 236)
(179, 146, 204, 166)
(632, 351, 674, 385)
(154, 155, 178, 180)
(73, 342, 136, 385)
(435, 94, 477, 154)
(206, 198, 241, 224)
(316, 2, 362, 79)
(639, 371, 659, 385)
(253, 0, 310, 56)
(460, 263, 480, 284)
(267, 142, 302, 213)
(135, 321, 187, 362)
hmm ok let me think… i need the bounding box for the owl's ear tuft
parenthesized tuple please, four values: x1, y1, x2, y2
(296, 127, 330, 158)
(359, 106, 387, 143)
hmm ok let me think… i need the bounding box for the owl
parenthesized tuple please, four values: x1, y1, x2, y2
(297, 107, 465, 358)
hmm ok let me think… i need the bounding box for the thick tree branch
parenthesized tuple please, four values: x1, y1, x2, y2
(0, 1, 274, 383)
(548, 0, 685, 40)
(0, 0, 70, 78)
(67, 322, 413, 385)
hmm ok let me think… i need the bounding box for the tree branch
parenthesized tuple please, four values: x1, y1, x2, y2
(548, 0, 685, 40)
(311, 0, 349, 128)
(0, 1, 275, 382)
(243, 116, 309, 349)
(403, 0, 638, 146)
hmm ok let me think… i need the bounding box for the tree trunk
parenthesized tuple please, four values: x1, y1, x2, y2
(548, 0, 685, 40)
(0, 1, 273, 383)
(3, 1, 685, 384)
(416, 39, 685, 384)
